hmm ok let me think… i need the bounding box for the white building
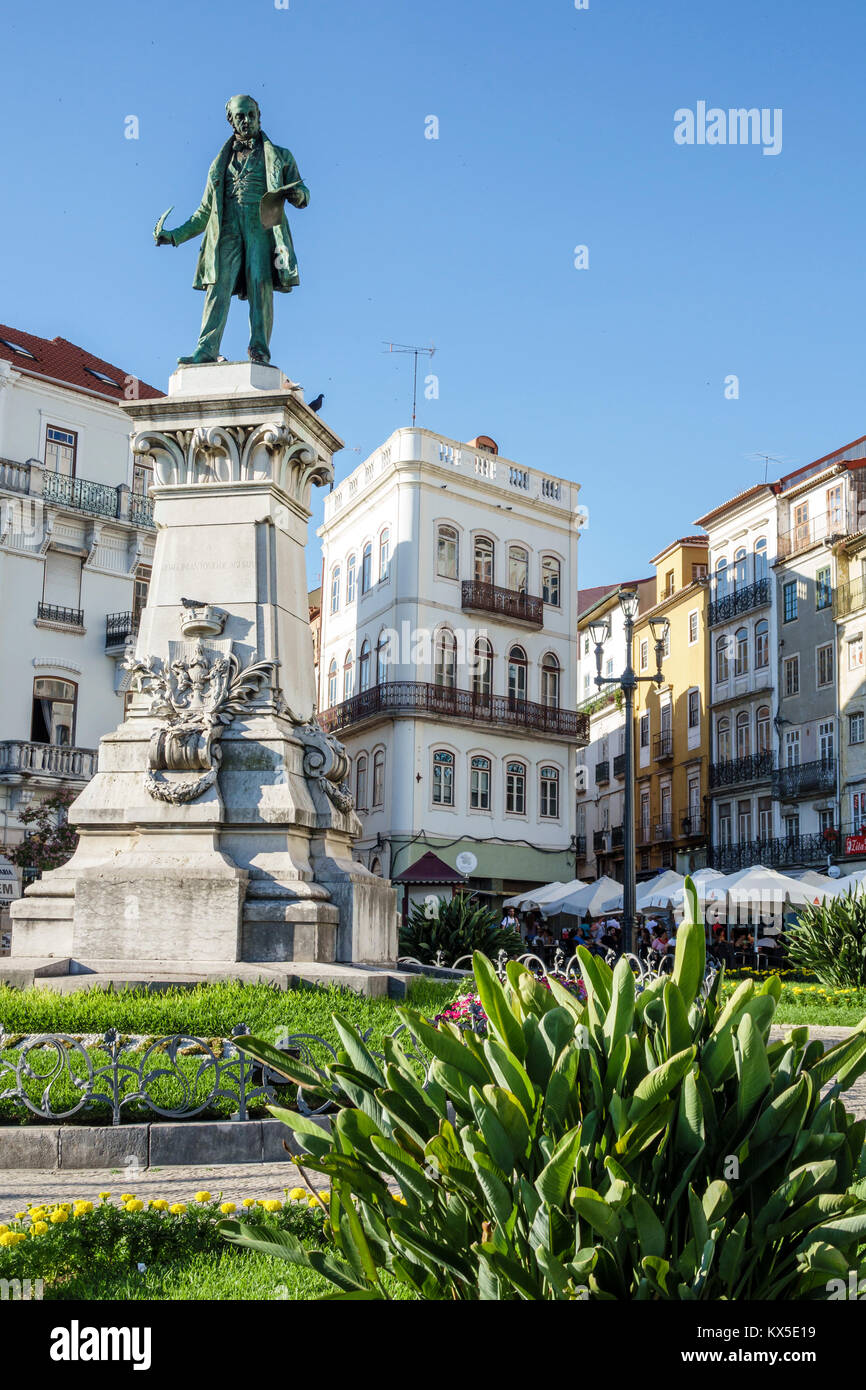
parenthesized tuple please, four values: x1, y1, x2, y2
(0, 324, 160, 856)
(316, 427, 587, 911)
(575, 579, 654, 882)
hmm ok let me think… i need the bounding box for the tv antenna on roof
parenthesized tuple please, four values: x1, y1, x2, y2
(745, 451, 787, 484)
(383, 342, 436, 426)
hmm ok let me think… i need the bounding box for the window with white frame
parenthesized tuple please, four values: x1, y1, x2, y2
(539, 765, 560, 818)
(640, 639, 649, 672)
(715, 635, 729, 683)
(474, 535, 494, 584)
(541, 652, 560, 709)
(355, 755, 368, 809)
(470, 755, 491, 810)
(432, 749, 454, 805)
(755, 619, 769, 669)
(330, 566, 341, 613)
(688, 688, 700, 729)
(783, 581, 798, 623)
(436, 525, 458, 579)
(372, 750, 384, 807)
(508, 545, 529, 594)
(359, 639, 371, 691)
(379, 528, 391, 582)
(783, 654, 799, 696)
(505, 761, 526, 815)
(342, 650, 354, 700)
(818, 719, 834, 762)
(346, 554, 357, 603)
(361, 543, 372, 594)
(639, 713, 650, 748)
(849, 711, 865, 745)
(688, 610, 698, 645)
(848, 635, 864, 670)
(817, 642, 834, 688)
(541, 556, 561, 607)
(434, 629, 457, 689)
(852, 791, 866, 831)
(785, 729, 801, 767)
(327, 659, 337, 707)
(45, 425, 77, 476)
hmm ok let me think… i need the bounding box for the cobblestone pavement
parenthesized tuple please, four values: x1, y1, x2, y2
(1, 1027, 863, 1220)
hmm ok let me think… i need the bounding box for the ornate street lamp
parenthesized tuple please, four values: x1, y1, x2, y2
(590, 589, 668, 954)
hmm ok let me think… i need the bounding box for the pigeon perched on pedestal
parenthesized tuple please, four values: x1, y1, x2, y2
(308, 393, 324, 413)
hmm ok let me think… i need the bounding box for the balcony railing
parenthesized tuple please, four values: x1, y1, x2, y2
(613, 752, 626, 779)
(106, 611, 137, 650)
(772, 759, 837, 799)
(318, 682, 589, 743)
(593, 830, 606, 853)
(708, 577, 770, 627)
(834, 575, 866, 621)
(36, 602, 84, 629)
(709, 750, 774, 788)
(595, 760, 610, 785)
(0, 457, 31, 493)
(637, 821, 652, 846)
(778, 511, 851, 560)
(679, 812, 706, 838)
(653, 731, 673, 761)
(129, 491, 155, 527)
(709, 834, 830, 872)
(42, 469, 120, 520)
(611, 825, 624, 849)
(653, 821, 674, 841)
(0, 460, 155, 528)
(575, 835, 587, 858)
(461, 580, 544, 626)
(0, 740, 97, 780)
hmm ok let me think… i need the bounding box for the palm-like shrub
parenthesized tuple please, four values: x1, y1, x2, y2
(398, 892, 522, 966)
(223, 880, 866, 1300)
(785, 891, 866, 987)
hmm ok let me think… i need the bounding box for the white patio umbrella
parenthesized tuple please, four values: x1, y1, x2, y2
(636, 870, 685, 912)
(820, 870, 866, 900)
(549, 875, 624, 919)
(532, 879, 592, 916)
(502, 881, 565, 910)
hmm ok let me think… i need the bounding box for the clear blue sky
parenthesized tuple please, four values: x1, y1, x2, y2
(3, 0, 865, 589)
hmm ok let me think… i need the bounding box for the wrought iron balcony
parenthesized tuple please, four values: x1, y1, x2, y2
(708, 577, 770, 627)
(834, 575, 866, 621)
(777, 511, 851, 560)
(654, 821, 674, 841)
(653, 731, 673, 761)
(611, 825, 624, 849)
(679, 812, 706, 838)
(575, 835, 587, 858)
(106, 611, 137, 650)
(595, 760, 610, 785)
(42, 469, 120, 520)
(593, 830, 607, 853)
(318, 681, 589, 743)
(613, 752, 626, 778)
(461, 580, 543, 626)
(708, 834, 830, 872)
(36, 602, 84, 629)
(772, 758, 837, 799)
(0, 740, 97, 781)
(637, 821, 652, 846)
(709, 750, 774, 788)
(129, 491, 155, 527)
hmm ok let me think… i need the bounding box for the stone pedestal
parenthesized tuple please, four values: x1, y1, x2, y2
(10, 363, 398, 973)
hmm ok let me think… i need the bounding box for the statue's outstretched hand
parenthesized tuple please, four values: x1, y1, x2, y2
(155, 231, 174, 246)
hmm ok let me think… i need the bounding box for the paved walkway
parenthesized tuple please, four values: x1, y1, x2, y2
(1, 1026, 863, 1221)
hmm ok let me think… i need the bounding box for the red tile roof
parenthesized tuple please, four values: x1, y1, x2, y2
(392, 850, 466, 884)
(0, 324, 161, 402)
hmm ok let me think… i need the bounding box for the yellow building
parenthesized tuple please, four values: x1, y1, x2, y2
(632, 536, 710, 876)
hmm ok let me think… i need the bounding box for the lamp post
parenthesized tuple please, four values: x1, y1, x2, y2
(588, 590, 669, 955)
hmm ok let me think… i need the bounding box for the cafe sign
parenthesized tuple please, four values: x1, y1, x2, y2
(0, 858, 21, 903)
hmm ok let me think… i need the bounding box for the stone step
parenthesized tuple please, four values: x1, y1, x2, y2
(0, 956, 419, 998)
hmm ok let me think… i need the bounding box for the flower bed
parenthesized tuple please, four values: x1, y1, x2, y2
(434, 973, 586, 1035)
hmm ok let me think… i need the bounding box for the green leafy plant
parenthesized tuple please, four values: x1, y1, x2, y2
(785, 891, 866, 988)
(398, 892, 522, 966)
(222, 877, 866, 1300)
(7, 789, 78, 875)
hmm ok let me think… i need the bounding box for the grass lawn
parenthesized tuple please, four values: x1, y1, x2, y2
(46, 1248, 337, 1301)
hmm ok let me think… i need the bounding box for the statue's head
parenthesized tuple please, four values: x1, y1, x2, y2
(225, 95, 261, 140)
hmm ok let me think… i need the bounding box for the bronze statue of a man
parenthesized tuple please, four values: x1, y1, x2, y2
(155, 95, 309, 365)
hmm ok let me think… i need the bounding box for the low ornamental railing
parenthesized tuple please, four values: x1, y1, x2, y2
(709, 750, 774, 788)
(0, 740, 97, 779)
(772, 759, 837, 799)
(37, 601, 84, 628)
(0, 1023, 429, 1126)
(0, 457, 31, 493)
(708, 833, 831, 872)
(319, 681, 589, 742)
(461, 580, 544, 626)
(707, 578, 770, 627)
(106, 611, 136, 649)
(42, 469, 119, 520)
(128, 491, 155, 527)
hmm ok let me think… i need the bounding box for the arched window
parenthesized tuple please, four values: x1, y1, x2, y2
(31, 676, 76, 745)
(434, 629, 457, 689)
(541, 555, 561, 607)
(330, 565, 341, 614)
(734, 627, 748, 676)
(355, 754, 368, 809)
(470, 755, 491, 810)
(755, 618, 769, 669)
(379, 527, 391, 582)
(508, 545, 529, 594)
(540, 765, 560, 819)
(715, 557, 728, 598)
(343, 650, 354, 700)
(436, 524, 458, 579)
(734, 547, 747, 589)
(715, 634, 729, 683)
(361, 542, 372, 594)
(359, 638, 371, 691)
(541, 652, 560, 709)
(432, 749, 455, 806)
(505, 760, 527, 815)
(736, 710, 751, 759)
(372, 749, 385, 807)
(717, 716, 731, 762)
(474, 535, 494, 585)
(756, 704, 771, 754)
(376, 629, 389, 685)
(472, 637, 493, 698)
(327, 659, 337, 708)
(754, 538, 768, 582)
(508, 644, 527, 702)
(346, 554, 357, 604)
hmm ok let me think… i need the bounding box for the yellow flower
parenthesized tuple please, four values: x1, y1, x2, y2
(50, 1209, 69, 1225)
(194, 1191, 212, 1203)
(30, 1221, 49, 1236)
(124, 1199, 144, 1213)
(319, 1191, 331, 1204)
(149, 1199, 169, 1212)
(14, 1212, 25, 1220)
(262, 1199, 282, 1212)
(29, 1207, 46, 1220)
(242, 1198, 256, 1208)
(120, 1193, 136, 1202)
(288, 1188, 307, 1201)
(169, 1203, 187, 1216)
(73, 1201, 93, 1217)
(220, 1202, 236, 1215)
(98, 1191, 111, 1199)
(0, 1225, 7, 1235)
(0, 1231, 24, 1247)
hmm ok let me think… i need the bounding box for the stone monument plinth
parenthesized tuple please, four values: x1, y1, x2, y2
(9, 362, 399, 981)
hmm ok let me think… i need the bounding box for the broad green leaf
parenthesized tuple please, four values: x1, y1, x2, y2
(473, 951, 527, 1058)
(672, 916, 705, 1006)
